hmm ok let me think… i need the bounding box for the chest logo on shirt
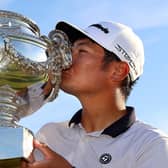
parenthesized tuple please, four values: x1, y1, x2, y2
(99, 153, 112, 164)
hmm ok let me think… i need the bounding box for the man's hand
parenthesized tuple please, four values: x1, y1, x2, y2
(22, 140, 72, 168)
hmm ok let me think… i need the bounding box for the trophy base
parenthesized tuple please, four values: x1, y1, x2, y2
(0, 158, 23, 168)
(0, 127, 33, 168)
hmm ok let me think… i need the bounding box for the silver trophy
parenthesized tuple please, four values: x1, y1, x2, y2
(0, 10, 72, 167)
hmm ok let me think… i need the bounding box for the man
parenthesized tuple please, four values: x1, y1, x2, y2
(23, 21, 168, 168)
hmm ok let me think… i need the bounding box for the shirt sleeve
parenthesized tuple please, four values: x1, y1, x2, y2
(135, 137, 168, 168)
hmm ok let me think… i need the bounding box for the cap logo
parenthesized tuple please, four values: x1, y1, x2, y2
(90, 24, 109, 34)
(115, 44, 138, 75)
(99, 153, 112, 164)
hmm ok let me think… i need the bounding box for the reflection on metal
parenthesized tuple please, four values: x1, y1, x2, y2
(0, 10, 72, 167)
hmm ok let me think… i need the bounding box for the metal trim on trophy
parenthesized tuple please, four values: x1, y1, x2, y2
(0, 10, 72, 167)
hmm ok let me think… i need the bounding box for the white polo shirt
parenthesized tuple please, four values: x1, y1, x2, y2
(35, 107, 168, 168)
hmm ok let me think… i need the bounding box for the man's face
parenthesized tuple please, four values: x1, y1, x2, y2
(61, 38, 111, 96)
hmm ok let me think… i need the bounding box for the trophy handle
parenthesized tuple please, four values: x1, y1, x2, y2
(40, 30, 72, 102)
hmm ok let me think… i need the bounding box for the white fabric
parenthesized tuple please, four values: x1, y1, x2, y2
(34, 120, 168, 168)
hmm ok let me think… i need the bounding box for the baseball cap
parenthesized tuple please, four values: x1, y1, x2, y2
(56, 21, 144, 82)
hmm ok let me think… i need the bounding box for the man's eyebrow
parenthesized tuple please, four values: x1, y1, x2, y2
(73, 39, 95, 47)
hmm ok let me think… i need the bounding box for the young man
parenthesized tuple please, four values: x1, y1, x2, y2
(24, 21, 168, 168)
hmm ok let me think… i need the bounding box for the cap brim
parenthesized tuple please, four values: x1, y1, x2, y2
(56, 21, 91, 43)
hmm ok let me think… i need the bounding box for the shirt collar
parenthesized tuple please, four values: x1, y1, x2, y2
(69, 106, 136, 137)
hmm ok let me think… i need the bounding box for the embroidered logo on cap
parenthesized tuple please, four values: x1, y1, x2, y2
(115, 44, 138, 75)
(90, 24, 109, 34)
(99, 153, 112, 164)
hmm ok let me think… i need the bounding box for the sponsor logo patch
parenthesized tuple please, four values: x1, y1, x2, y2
(90, 24, 109, 34)
(99, 153, 112, 164)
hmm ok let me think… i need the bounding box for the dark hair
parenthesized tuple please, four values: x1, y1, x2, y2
(102, 49, 138, 100)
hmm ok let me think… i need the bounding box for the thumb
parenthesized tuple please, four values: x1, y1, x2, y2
(34, 140, 55, 159)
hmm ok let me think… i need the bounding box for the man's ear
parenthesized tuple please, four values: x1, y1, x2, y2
(109, 61, 130, 82)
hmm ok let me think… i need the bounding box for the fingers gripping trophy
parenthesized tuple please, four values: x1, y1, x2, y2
(0, 10, 72, 167)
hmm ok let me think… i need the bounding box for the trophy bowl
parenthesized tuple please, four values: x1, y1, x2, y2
(0, 10, 72, 167)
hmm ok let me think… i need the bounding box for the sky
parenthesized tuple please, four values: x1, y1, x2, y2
(1, 0, 168, 133)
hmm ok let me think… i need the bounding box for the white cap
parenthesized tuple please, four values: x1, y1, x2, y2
(56, 21, 144, 81)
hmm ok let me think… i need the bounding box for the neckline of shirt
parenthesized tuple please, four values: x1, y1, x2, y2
(69, 106, 136, 137)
